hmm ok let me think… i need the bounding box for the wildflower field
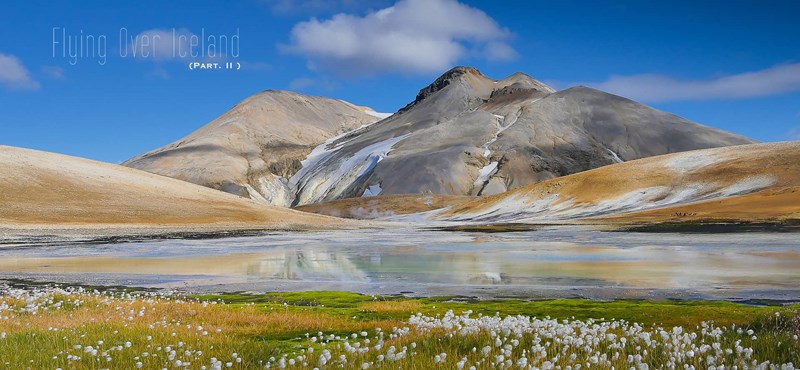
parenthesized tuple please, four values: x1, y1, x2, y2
(0, 284, 797, 369)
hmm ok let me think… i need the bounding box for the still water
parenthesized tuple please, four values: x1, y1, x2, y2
(1, 226, 798, 301)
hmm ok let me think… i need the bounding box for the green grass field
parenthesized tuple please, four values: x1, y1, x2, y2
(1, 287, 797, 369)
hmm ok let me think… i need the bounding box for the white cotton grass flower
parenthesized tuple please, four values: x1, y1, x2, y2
(0, 285, 797, 369)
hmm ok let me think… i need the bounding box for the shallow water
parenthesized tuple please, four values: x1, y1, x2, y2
(0, 226, 798, 301)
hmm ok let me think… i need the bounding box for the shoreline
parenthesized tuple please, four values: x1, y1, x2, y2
(3, 274, 799, 305)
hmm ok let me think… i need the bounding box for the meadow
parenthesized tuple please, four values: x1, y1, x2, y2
(0, 284, 797, 369)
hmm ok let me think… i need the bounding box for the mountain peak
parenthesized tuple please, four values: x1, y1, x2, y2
(399, 66, 489, 113)
(418, 66, 485, 98)
(495, 72, 555, 94)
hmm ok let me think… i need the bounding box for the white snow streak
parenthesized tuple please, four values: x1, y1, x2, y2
(666, 152, 719, 172)
(362, 183, 382, 197)
(293, 134, 410, 205)
(607, 149, 624, 163)
(290, 120, 382, 188)
(718, 175, 775, 197)
(473, 161, 498, 188)
(481, 114, 507, 158)
(446, 175, 778, 223)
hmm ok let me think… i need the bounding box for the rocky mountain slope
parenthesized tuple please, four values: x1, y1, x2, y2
(438, 142, 800, 223)
(0, 145, 342, 230)
(123, 91, 384, 206)
(288, 67, 754, 206)
(126, 67, 754, 207)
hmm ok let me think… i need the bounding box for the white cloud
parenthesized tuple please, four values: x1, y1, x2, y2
(263, 0, 391, 15)
(127, 28, 196, 61)
(0, 53, 40, 90)
(41, 65, 65, 80)
(483, 41, 518, 62)
(239, 61, 272, 71)
(578, 63, 800, 103)
(146, 67, 170, 80)
(282, 0, 516, 76)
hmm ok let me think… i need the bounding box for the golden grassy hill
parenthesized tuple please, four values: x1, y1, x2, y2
(595, 186, 800, 224)
(0, 145, 345, 230)
(440, 142, 800, 223)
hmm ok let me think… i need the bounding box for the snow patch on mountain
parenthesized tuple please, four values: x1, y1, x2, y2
(607, 149, 624, 163)
(252, 174, 293, 207)
(290, 120, 383, 189)
(474, 161, 498, 189)
(447, 175, 778, 223)
(666, 152, 719, 172)
(293, 134, 411, 205)
(481, 115, 507, 158)
(718, 175, 776, 197)
(362, 184, 382, 197)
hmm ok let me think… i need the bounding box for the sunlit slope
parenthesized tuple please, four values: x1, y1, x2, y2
(123, 90, 382, 206)
(286, 67, 754, 205)
(440, 142, 800, 222)
(595, 186, 800, 224)
(0, 145, 344, 229)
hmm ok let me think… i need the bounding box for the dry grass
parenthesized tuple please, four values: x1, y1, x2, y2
(2, 288, 798, 369)
(443, 142, 800, 218)
(0, 145, 345, 230)
(596, 186, 800, 224)
(359, 300, 425, 314)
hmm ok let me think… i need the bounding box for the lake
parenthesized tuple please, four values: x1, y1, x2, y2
(1, 226, 798, 302)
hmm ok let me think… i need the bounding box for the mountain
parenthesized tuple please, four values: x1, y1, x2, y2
(126, 67, 754, 207)
(123, 91, 384, 206)
(0, 145, 342, 230)
(438, 142, 800, 223)
(288, 67, 754, 206)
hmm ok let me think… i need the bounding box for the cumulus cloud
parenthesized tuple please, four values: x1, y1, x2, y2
(483, 41, 518, 62)
(263, 0, 391, 15)
(146, 66, 170, 80)
(0, 53, 40, 90)
(579, 63, 800, 103)
(282, 0, 516, 76)
(41, 65, 65, 80)
(239, 61, 272, 71)
(126, 28, 196, 61)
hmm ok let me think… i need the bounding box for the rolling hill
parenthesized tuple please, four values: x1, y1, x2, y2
(439, 142, 800, 223)
(0, 145, 344, 231)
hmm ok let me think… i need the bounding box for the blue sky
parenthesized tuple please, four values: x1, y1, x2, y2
(1, 0, 798, 163)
